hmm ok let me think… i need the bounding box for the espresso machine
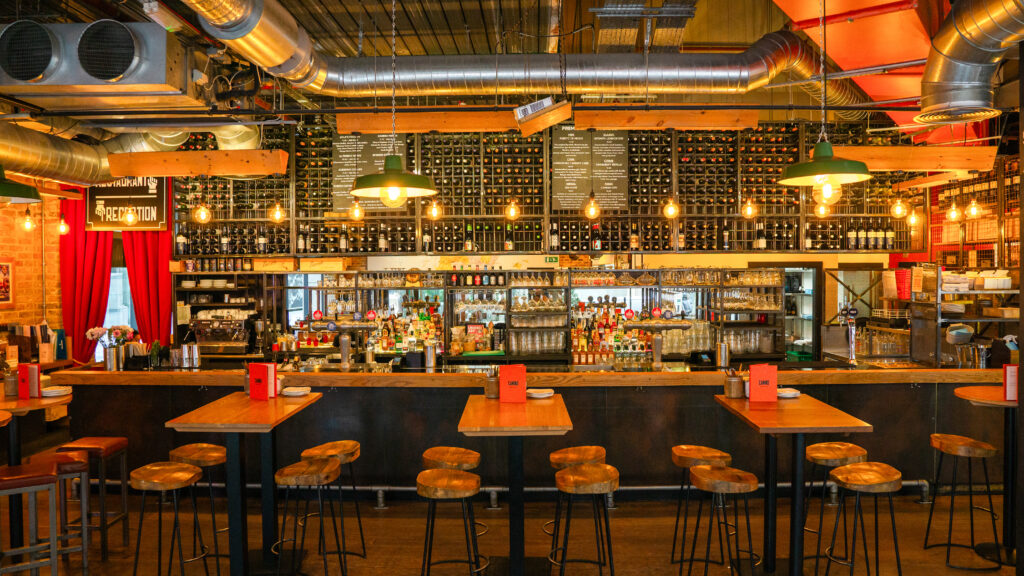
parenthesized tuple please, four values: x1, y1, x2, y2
(192, 319, 252, 355)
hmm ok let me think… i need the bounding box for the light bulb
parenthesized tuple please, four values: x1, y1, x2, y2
(889, 199, 907, 219)
(907, 209, 919, 226)
(966, 198, 980, 219)
(22, 209, 34, 231)
(192, 204, 211, 224)
(349, 200, 364, 221)
(814, 203, 831, 218)
(380, 186, 407, 208)
(946, 202, 961, 222)
(58, 214, 69, 235)
(427, 200, 441, 220)
(122, 205, 138, 226)
(505, 199, 520, 221)
(741, 198, 758, 219)
(269, 203, 285, 223)
(812, 183, 843, 206)
(663, 198, 679, 219)
(584, 193, 600, 220)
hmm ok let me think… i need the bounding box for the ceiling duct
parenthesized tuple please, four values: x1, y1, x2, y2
(182, 0, 866, 118)
(916, 0, 1024, 125)
(596, 1, 644, 53)
(650, 0, 697, 53)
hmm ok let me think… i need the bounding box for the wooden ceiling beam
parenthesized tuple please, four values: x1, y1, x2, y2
(892, 170, 971, 192)
(573, 105, 759, 130)
(107, 149, 289, 178)
(337, 107, 520, 134)
(828, 145, 998, 172)
(6, 174, 81, 199)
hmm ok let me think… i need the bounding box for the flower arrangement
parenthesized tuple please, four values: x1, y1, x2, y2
(85, 326, 136, 348)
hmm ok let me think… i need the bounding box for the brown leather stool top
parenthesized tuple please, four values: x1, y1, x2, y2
(549, 446, 606, 470)
(57, 437, 128, 458)
(169, 443, 227, 468)
(422, 446, 481, 471)
(29, 450, 89, 475)
(929, 434, 998, 459)
(0, 461, 58, 490)
(417, 469, 480, 500)
(302, 440, 361, 465)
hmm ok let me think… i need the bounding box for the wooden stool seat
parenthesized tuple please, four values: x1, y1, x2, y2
(806, 442, 868, 467)
(929, 433, 997, 458)
(58, 436, 128, 458)
(549, 446, 606, 470)
(301, 440, 361, 464)
(275, 458, 341, 487)
(0, 461, 58, 490)
(555, 463, 619, 495)
(830, 462, 902, 494)
(130, 462, 202, 492)
(417, 469, 480, 499)
(422, 446, 480, 471)
(0, 410, 11, 427)
(671, 445, 732, 468)
(29, 450, 90, 475)
(169, 443, 227, 467)
(690, 465, 758, 494)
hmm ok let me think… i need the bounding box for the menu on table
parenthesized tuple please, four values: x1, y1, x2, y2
(332, 133, 407, 211)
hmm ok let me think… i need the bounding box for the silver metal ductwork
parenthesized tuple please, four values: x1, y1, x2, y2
(916, 0, 1024, 124)
(182, 0, 865, 118)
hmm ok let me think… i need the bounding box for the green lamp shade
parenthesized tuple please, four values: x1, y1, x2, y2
(777, 142, 872, 187)
(350, 154, 437, 199)
(0, 167, 40, 204)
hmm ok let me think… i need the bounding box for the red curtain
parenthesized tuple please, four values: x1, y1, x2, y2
(122, 186, 173, 345)
(60, 195, 113, 364)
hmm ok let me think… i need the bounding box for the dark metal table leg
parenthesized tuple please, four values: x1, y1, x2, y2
(765, 434, 778, 573)
(790, 433, 806, 576)
(508, 436, 525, 576)
(260, 432, 278, 568)
(225, 433, 248, 576)
(7, 416, 21, 551)
(976, 407, 1018, 566)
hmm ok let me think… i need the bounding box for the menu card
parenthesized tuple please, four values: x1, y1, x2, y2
(550, 126, 628, 211)
(248, 363, 278, 401)
(1005, 364, 1018, 402)
(17, 363, 40, 399)
(748, 364, 778, 403)
(499, 364, 527, 403)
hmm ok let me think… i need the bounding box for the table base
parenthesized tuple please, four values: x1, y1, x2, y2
(749, 557, 811, 576)
(246, 549, 305, 575)
(974, 543, 1016, 567)
(483, 555, 551, 575)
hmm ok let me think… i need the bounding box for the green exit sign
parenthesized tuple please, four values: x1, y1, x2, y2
(545, 256, 558, 263)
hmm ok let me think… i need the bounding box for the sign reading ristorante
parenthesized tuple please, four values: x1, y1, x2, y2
(86, 176, 168, 231)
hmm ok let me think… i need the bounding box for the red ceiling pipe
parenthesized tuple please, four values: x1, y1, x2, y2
(789, 1, 919, 31)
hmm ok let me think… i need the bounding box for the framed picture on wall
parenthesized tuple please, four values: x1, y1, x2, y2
(0, 262, 12, 309)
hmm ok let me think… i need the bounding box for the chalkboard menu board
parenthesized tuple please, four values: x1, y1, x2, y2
(332, 134, 407, 211)
(550, 126, 627, 211)
(86, 177, 168, 231)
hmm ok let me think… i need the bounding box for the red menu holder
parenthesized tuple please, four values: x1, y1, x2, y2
(748, 364, 778, 403)
(499, 364, 527, 403)
(1004, 364, 1018, 402)
(17, 364, 41, 399)
(248, 363, 277, 401)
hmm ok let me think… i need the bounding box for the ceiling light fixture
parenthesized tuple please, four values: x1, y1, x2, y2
(0, 167, 40, 204)
(58, 214, 69, 235)
(427, 199, 442, 220)
(741, 198, 758, 219)
(889, 198, 907, 219)
(122, 205, 138, 226)
(663, 197, 680, 219)
(505, 198, 520, 221)
(192, 203, 211, 224)
(584, 192, 601, 220)
(349, 199, 364, 221)
(946, 201, 961, 222)
(22, 209, 34, 231)
(269, 202, 286, 223)
(966, 198, 980, 219)
(814, 203, 831, 218)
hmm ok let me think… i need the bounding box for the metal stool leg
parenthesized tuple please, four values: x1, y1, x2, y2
(275, 486, 290, 576)
(824, 489, 846, 576)
(924, 451, 945, 549)
(672, 468, 691, 564)
(207, 469, 221, 576)
(421, 500, 436, 576)
(549, 491, 563, 561)
(190, 485, 211, 576)
(326, 483, 347, 576)
(316, 488, 329, 576)
(889, 493, 903, 576)
(981, 459, 1001, 557)
(121, 451, 130, 548)
(682, 494, 704, 576)
(460, 499, 474, 576)
(98, 456, 108, 561)
(81, 469, 90, 576)
(348, 463, 366, 558)
(592, 495, 606, 569)
(467, 496, 483, 572)
(558, 495, 573, 576)
(601, 493, 614, 576)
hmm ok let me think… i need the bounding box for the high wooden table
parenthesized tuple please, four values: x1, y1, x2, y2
(954, 385, 1017, 566)
(458, 394, 573, 576)
(0, 395, 72, 552)
(166, 391, 322, 576)
(715, 394, 873, 576)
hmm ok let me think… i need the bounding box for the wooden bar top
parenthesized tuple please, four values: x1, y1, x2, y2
(715, 394, 874, 435)
(166, 391, 322, 434)
(954, 385, 1018, 408)
(458, 394, 573, 437)
(0, 395, 73, 417)
(52, 368, 1001, 388)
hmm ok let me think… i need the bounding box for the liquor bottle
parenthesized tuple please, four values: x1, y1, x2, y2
(473, 266, 482, 286)
(422, 230, 431, 252)
(805, 226, 813, 250)
(450, 265, 458, 286)
(339, 225, 349, 252)
(297, 233, 306, 253)
(856, 220, 868, 250)
(755, 222, 767, 250)
(721, 221, 730, 250)
(884, 220, 895, 250)
(591, 223, 602, 251)
(257, 227, 267, 254)
(629, 223, 640, 251)
(496, 267, 505, 286)
(464, 268, 473, 286)
(549, 222, 559, 251)
(846, 223, 857, 250)
(482, 265, 490, 286)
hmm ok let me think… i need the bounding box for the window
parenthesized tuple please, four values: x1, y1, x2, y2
(93, 238, 137, 361)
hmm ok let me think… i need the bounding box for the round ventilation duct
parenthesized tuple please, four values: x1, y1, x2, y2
(78, 20, 138, 81)
(0, 21, 57, 82)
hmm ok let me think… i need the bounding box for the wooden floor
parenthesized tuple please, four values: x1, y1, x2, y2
(4, 491, 1016, 575)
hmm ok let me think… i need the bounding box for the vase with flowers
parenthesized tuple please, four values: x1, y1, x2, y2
(87, 326, 136, 370)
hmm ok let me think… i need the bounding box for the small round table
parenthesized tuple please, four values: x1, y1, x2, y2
(954, 386, 1017, 566)
(0, 410, 11, 428)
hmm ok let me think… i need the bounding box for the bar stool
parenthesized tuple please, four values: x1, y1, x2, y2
(0, 460, 60, 575)
(301, 440, 366, 560)
(825, 462, 903, 575)
(544, 446, 606, 540)
(28, 450, 91, 574)
(275, 458, 346, 576)
(170, 442, 226, 576)
(548, 462, 618, 576)
(803, 441, 867, 576)
(685, 465, 759, 576)
(129, 461, 208, 576)
(57, 436, 129, 561)
(924, 433, 1001, 570)
(669, 444, 731, 564)
(417, 468, 487, 576)
(422, 446, 481, 471)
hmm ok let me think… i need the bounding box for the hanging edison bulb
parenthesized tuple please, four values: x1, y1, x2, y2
(58, 213, 69, 235)
(907, 209, 919, 227)
(584, 192, 601, 220)
(192, 204, 211, 224)
(811, 181, 842, 206)
(122, 205, 138, 226)
(946, 201, 961, 222)
(379, 186, 408, 208)
(269, 202, 286, 223)
(427, 200, 442, 220)
(889, 198, 907, 219)
(505, 198, 520, 221)
(22, 209, 34, 231)
(663, 197, 679, 219)
(966, 198, 981, 219)
(741, 198, 758, 219)
(813, 203, 831, 218)
(349, 199, 364, 221)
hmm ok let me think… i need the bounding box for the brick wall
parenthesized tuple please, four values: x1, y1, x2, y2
(0, 197, 62, 328)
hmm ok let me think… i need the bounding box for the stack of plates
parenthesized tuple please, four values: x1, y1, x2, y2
(526, 388, 554, 399)
(41, 386, 72, 397)
(281, 386, 311, 397)
(213, 279, 228, 288)
(199, 279, 214, 288)
(181, 281, 196, 289)
(777, 388, 801, 399)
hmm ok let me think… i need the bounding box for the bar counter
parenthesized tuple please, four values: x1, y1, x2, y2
(52, 368, 1005, 494)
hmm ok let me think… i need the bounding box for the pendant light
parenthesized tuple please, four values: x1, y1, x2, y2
(427, 199, 442, 220)
(0, 167, 40, 205)
(889, 198, 907, 219)
(663, 197, 680, 219)
(269, 202, 286, 223)
(58, 214, 69, 235)
(122, 205, 138, 226)
(349, 199, 364, 221)
(813, 203, 831, 218)
(741, 198, 758, 219)
(192, 203, 211, 224)
(907, 209, 919, 227)
(778, 1, 871, 195)
(584, 192, 601, 220)
(946, 201, 961, 222)
(505, 198, 521, 221)
(349, 0, 436, 207)
(21, 209, 34, 231)
(966, 198, 980, 219)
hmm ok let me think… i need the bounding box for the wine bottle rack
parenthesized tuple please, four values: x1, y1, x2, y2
(421, 133, 481, 217)
(740, 123, 800, 217)
(482, 132, 544, 217)
(294, 116, 334, 219)
(628, 131, 673, 216)
(677, 130, 738, 216)
(677, 217, 736, 251)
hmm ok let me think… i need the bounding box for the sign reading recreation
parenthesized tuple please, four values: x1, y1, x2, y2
(86, 176, 167, 231)
(332, 133, 408, 211)
(550, 126, 627, 211)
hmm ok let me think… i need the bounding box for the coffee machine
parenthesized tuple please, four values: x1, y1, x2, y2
(192, 319, 251, 355)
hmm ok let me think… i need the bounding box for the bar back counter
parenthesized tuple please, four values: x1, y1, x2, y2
(53, 369, 1003, 496)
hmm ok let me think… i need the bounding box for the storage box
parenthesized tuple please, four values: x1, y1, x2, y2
(999, 307, 1020, 318)
(252, 257, 296, 272)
